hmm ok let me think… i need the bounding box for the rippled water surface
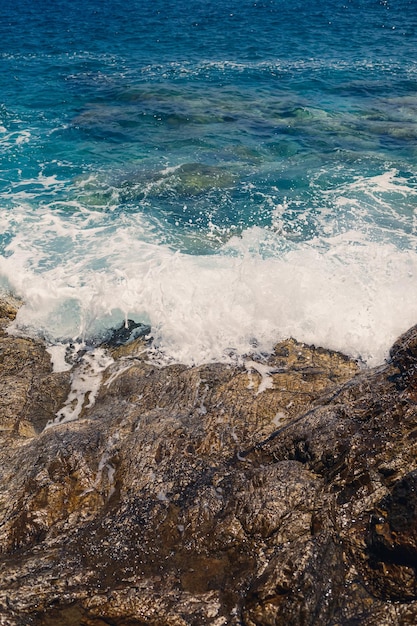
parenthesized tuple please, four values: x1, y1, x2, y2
(1, 0, 417, 364)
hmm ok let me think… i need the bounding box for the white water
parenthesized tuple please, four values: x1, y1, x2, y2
(1, 213, 416, 366)
(44, 348, 114, 428)
(1, 165, 416, 367)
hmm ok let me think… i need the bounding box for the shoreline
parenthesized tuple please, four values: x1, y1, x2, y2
(1, 294, 417, 624)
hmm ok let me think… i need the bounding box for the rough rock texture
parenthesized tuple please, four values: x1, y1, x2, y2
(0, 297, 71, 437)
(1, 295, 417, 624)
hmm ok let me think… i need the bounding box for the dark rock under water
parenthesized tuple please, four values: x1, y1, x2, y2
(104, 319, 152, 346)
(1, 295, 417, 625)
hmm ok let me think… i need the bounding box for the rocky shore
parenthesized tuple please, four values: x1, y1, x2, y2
(1, 295, 417, 625)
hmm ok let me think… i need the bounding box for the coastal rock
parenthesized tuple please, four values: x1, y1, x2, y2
(1, 298, 417, 625)
(0, 302, 71, 437)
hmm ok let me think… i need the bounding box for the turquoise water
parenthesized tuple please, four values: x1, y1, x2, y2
(1, 0, 417, 365)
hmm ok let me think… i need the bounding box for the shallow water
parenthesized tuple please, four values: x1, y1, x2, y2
(1, 0, 417, 365)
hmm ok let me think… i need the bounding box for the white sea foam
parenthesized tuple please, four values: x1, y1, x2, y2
(0, 129, 31, 149)
(1, 199, 416, 368)
(245, 360, 276, 394)
(44, 348, 114, 428)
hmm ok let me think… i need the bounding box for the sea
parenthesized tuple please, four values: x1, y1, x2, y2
(1, 0, 417, 368)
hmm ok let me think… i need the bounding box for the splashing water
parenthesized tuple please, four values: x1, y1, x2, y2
(1, 0, 417, 366)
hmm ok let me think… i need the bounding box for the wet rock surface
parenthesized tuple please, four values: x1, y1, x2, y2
(1, 296, 417, 624)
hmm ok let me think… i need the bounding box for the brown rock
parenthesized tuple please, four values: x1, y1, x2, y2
(0, 305, 71, 435)
(2, 297, 417, 625)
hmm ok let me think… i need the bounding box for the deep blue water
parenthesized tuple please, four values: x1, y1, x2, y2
(1, 0, 417, 365)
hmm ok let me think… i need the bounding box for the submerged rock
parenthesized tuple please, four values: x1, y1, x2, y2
(1, 297, 417, 624)
(104, 319, 151, 347)
(119, 162, 235, 202)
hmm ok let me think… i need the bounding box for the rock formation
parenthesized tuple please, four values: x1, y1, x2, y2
(1, 295, 417, 625)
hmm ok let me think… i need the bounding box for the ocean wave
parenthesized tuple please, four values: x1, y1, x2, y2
(1, 212, 416, 367)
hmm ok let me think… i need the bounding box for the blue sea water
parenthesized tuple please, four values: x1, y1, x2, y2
(1, 0, 417, 365)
